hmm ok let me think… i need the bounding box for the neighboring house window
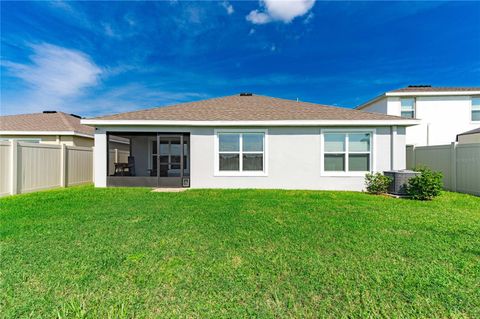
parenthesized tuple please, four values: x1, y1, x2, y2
(472, 97, 480, 121)
(401, 98, 415, 118)
(215, 130, 266, 176)
(322, 131, 372, 174)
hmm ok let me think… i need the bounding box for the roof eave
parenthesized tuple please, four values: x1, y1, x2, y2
(385, 91, 480, 97)
(81, 119, 420, 127)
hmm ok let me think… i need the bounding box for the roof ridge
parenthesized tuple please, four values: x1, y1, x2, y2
(58, 112, 76, 131)
(90, 94, 350, 120)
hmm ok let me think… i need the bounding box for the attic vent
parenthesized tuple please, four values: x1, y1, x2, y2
(408, 85, 432, 88)
(43, 111, 57, 114)
(70, 113, 81, 119)
(239, 92, 253, 96)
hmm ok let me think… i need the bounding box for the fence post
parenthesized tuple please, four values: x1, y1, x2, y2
(10, 139, 18, 195)
(92, 146, 95, 182)
(60, 144, 67, 187)
(450, 142, 457, 192)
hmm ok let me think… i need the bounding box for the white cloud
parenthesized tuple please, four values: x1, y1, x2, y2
(246, 10, 271, 24)
(246, 0, 316, 24)
(221, 1, 234, 15)
(2, 43, 101, 97)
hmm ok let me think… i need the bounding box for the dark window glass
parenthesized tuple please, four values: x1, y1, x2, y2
(151, 140, 157, 154)
(401, 111, 414, 119)
(219, 154, 239, 171)
(348, 154, 370, 171)
(324, 154, 345, 171)
(243, 154, 263, 171)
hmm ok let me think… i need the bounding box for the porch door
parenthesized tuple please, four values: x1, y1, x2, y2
(158, 135, 184, 187)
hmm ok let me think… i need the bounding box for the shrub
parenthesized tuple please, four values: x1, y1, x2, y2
(407, 167, 443, 200)
(365, 172, 392, 194)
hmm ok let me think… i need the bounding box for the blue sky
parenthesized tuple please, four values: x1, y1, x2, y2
(1, 1, 479, 117)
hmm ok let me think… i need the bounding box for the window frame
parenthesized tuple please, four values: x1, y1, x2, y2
(214, 129, 268, 177)
(400, 97, 415, 119)
(472, 97, 480, 122)
(320, 129, 375, 177)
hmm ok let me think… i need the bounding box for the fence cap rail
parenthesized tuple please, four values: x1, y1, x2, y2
(18, 142, 61, 149)
(66, 145, 94, 151)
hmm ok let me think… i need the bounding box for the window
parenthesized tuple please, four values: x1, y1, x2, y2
(323, 131, 372, 174)
(216, 130, 266, 175)
(401, 98, 415, 118)
(472, 97, 480, 121)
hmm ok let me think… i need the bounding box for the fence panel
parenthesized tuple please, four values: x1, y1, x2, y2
(456, 143, 480, 196)
(0, 141, 11, 196)
(67, 146, 93, 186)
(406, 145, 415, 170)
(19, 142, 62, 193)
(0, 141, 94, 196)
(407, 143, 480, 196)
(414, 145, 453, 190)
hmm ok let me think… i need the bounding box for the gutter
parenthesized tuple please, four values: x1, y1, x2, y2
(81, 119, 420, 127)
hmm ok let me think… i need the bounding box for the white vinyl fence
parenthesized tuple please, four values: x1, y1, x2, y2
(406, 142, 480, 196)
(0, 140, 94, 196)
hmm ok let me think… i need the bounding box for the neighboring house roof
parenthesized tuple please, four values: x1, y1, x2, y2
(0, 111, 94, 138)
(83, 94, 416, 126)
(357, 86, 480, 110)
(457, 127, 480, 137)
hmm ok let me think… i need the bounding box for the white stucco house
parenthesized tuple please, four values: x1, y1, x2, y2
(82, 94, 418, 191)
(356, 86, 480, 146)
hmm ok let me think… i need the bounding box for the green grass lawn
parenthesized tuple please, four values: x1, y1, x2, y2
(1, 186, 479, 318)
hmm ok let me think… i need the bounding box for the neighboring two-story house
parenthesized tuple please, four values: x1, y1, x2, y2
(356, 86, 480, 146)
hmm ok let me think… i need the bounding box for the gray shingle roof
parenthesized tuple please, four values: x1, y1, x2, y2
(457, 127, 480, 136)
(0, 112, 94, 136)
(91, 94, 408, 121)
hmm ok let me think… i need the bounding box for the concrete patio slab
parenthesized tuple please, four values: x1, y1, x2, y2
(152, 188, 188, 192)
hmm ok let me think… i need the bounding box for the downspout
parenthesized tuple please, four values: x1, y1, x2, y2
(391, 125, 397, 170)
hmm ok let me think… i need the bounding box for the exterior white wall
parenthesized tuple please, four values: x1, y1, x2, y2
(93, 125, 406, 191)
(94, 129, 107, 187)
(361, 95, 479, 146)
